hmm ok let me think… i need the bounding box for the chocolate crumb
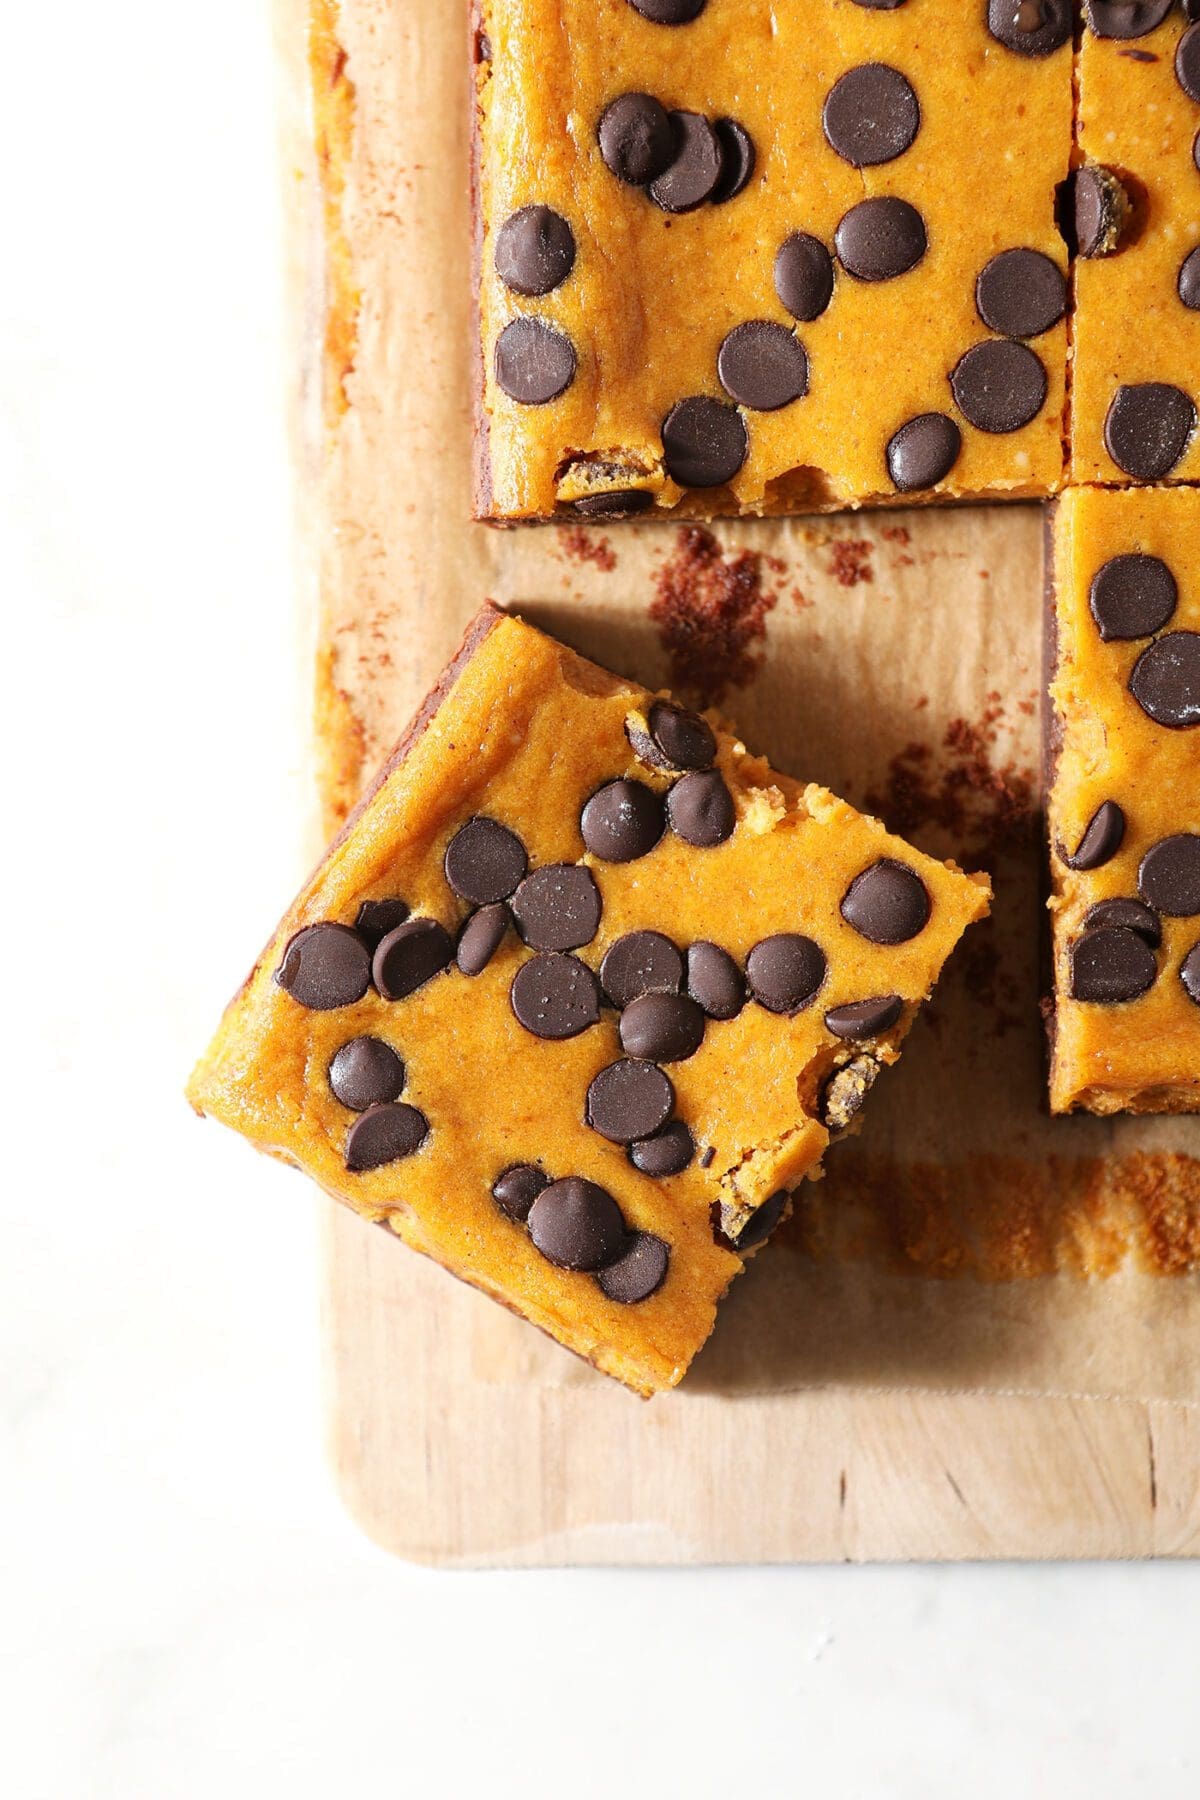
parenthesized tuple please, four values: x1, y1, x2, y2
(557, 526, 617, 572)
(649, 526, 777, 704)
(827, 538, 875, 588)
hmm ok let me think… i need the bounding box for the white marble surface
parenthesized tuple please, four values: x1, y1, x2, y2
(4, 5, 1198, 1795)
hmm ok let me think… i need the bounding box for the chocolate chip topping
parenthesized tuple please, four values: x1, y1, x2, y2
(629, 699, 717, 772)
(355, 898, 411, 949)
(444, 816, 528, 904)
(570, 489, 655, 518)
(494, 206, 576, 297)
(1104, 384, 1197, 481)
(951, 340, 1048, 434)
(1129, 632, 1200, 729)
(822, 1055, 882, 1131)
(586, 1059, 675, 1144)
(372, 918, 453, 1000)
(824, 995, 904, 1041)
(823, 63, 920, 167)
(649, 112, 723, 212)
(661, 395, 749, 488)
(774, 233, 836, 322)
(1062, 800, 1127, 872)
(597, 1232, 671, 1303)
(527, 1178, 627, 1271)
(666, 769, 736, 846)
(629, 1120, 695, 1177)
(492, 1163, 548, 1224)
(1069, 165, 1131, 259)
(600, 931, 684, 1008)
(717, 321, 809, 412)
(494, 318, 577, 405)
(735, 1189, 790, 1252)
(746, 935, 828, 1015)
(711, 118, 757, 203)
(886, 413, 962, 491)
(975, 249, 1067, 339)
(1179, 248, 1200, 313)
(835, 196, 927, 282)
(1085, 1, 1173, 34)
(1082, 898, 1162, 949)
(1139, 834, 1200, 915)
(456, 903, 510, 977)
(510, 951, 602, 1039)
(328, 1037, 406, 1111)
(1178, 22, 1200, 101)
(1089, 554, 1178, 640)
(598, 93, 676, 186)
(987, 0, 1072, 54)
(841, 858, 932, 944)
(580, 779, 665, 862)
(344, 1102, 430, 1171)
(1069, 926, 1158, 1004)
(626, 0, 706, 20)
(511, 864, 602, 951)
(1182, 943, 1200, 1007)
(851, 0, 909, 7)
(276, 924, 372, 1011)
(685, 941, 746, 1019)
(620, 992, 706, 1062)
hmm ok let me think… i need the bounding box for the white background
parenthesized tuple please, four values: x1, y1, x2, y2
(3, 4, 1198, 1796)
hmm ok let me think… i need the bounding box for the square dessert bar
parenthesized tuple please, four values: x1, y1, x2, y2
(189, 606, 989, 1394)
(1047, 486, 1200, 1116)
(473, 0, 1073, 522)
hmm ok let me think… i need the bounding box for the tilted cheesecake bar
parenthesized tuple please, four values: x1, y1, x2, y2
(1047, 486, 1200, 1116)
(189, 606, 989, 1394)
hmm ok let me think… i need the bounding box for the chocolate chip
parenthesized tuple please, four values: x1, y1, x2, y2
(444, 816, 528, 904)
(598, 93, 677, 185)
(494, 318, 576, 405)
(822, 1056, 882, 1131)
(344, 1102, 429, 1171)
(596, 1232, 670, 1303)
(1129, 632, 1200, 729)
(1195, 127, 1200, 177)
(626, 0, 706, 19)
(649, 112, 723, 213)
(951, 341, 1048, 433)
(580, 779, 665, 862)
(886, 413, 962, 491)
(1082, 897, 1162, 949)
(834, 196, 927, 282)
(570, 489, 655, 518)
(511, 864, 602, 950)
(372, 918, 453, 1000)
(492, 1163, 548, 1223)
(1182, 943, 1200, 1007)
(1104, 383, 1197, 480)
(666, 769, 736, 846)
(1177, 21, 1200, 101)
(455, 904, 510, 976)
(1069, 926, 1158, 1003)
(510, 951, 602, 1039)
(975, 249, 1067, 339)
(527, 1178, 628, 1271)
(700, 1145, 716, 1169)
(823, 63, 920, 167)
(1068, 165, 1131, 259)
(746, 935, 827, 1014)
(600, 931, 684, 1008)
(850, 0, 909, 7)
(1179, 248, 1200, 312)
(1139, 834, 1200, 915)
(620, 992, 705, 1062)
(774, 233, 835, 322)
(1089, 554, 1178, 640)
(629, 1120, 695, 1177)
(711, 118, 756, 203)
(735, 1189, 790, 1252)
(661, 396, 749, 488)
(824, 995, 904, 1040)
(1085, 1, 1173, 34)
(494, 206, 576, 297)
(841, 858, 931, 944)
(717, 321, 809, 411)
(276, 923, 372, 1011)
(987, 0, 1072, 54)
(328, 1037, 406, 1111)
(586, 1060, 675, 1144)
(1061, 800, 1126, 872)
(355, 898, 411, 948)
(628, 699, 716, 771)
(685, 941, 746, 1019)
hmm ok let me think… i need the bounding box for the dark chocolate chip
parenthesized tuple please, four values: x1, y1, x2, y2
(1084, 1, 1173, 34)
(886, 413, 962, 491)
(598, 93, 677, 186)
(822, 1055, 882, 1131)
(628, 699, 717, 771)
(456, 903, 510, 977)
(586, 1059, 675, 1144)
(570, 489, 655, 518)
(823, 63, 920, 167)
(841, 858, 931, 944)
(444, 816, 528, 904)
(580, 778, 665, 862)
(372, 918, 453, 1000)
(620, 992, 706, 1062)
(494, 206, 576, 297)
(746, 934, 827, 1014)
(1195, 126, 1200, 176)
(1104, 383, 1197, 480)
(510, 864, 602, 951)
(1069, 926, 1158, 1003)
(975, 248, 1067, 339)
(1129, 632, 1200, 729)
(649, 111, 723, 213)
(328, 1037, 406, 1111)
(834, 196, 927, 282)
(629, 1120, 696, 1177)
(344, 1102, 429, 1171)
(626, 0, 706, 19)
(527, 1178, 628, 1271)
(597, 1232, 670, 1303)
(850, 0, 909, 7)
(1089, 553, 1178, 640)
(1179, 247, 1200, 312)
(510, 951, 602, 1039)
(1061, 800, 1127, 871)
(276, 923, 372, 1011)
(774, 233, 836, 322)
(600, 931, 684, 1008)
(987, 0, 1073, 54)
(666, 769, 736, 846)
(824, 995, 904, 1040)
(492, 1163, 548, 1224)
(717, 321, 809, 412)
(1178, 21, 1200, 100)
(735, 1189, 790, 1252)
(700, 1144, 716, 1169)
(951, 340, 1048, 433)
(1182, 942, 1200, 1007)
(685, 941, 746, 1019)
(494, 318, 576, 405)
(1082, 897, 1162, 949)
(1139, 834, 1200, 915)
(661, 395, 749, 488)
(711, 117, 756, 203)
(1069, 165, 1131, 259)
(355, 898, 411, 948)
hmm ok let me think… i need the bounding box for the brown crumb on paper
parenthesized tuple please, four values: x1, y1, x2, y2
(555, 526, 616, 573)
(827, 537, 874, 588)
(649, 526, 777, 705)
